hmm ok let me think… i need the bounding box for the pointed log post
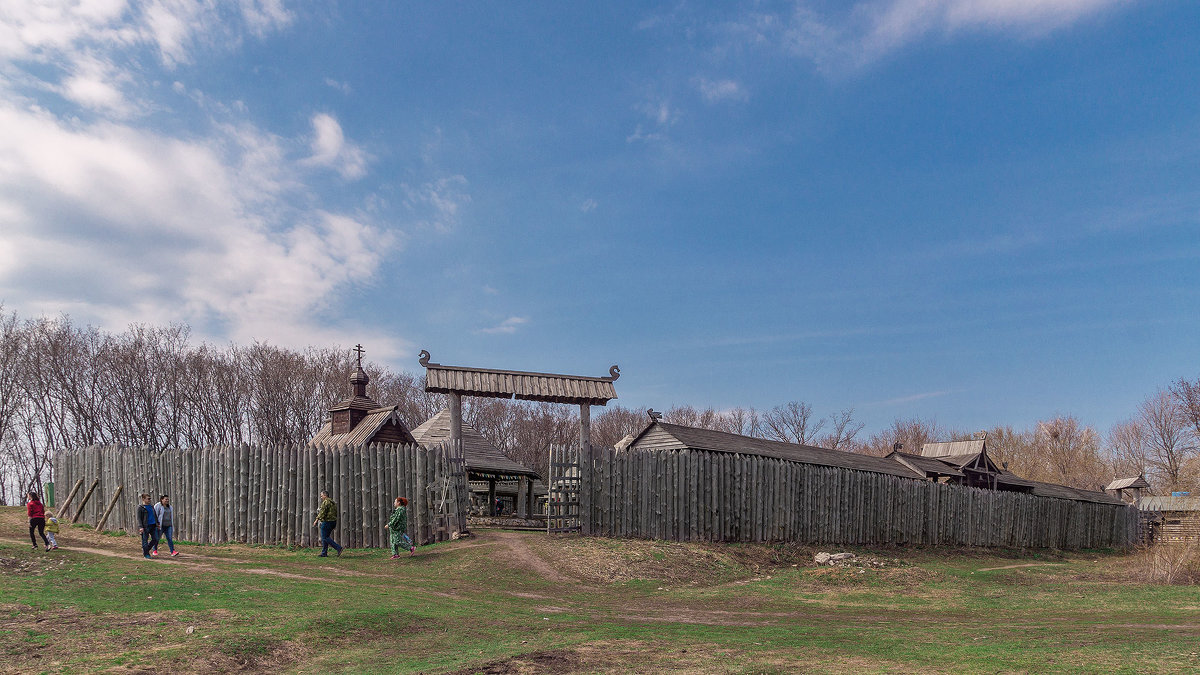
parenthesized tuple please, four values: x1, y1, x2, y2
(70, 479, 100, 524)
(96, 485, 124, 532)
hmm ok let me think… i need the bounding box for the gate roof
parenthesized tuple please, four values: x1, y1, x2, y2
(419, 350, 619, 406)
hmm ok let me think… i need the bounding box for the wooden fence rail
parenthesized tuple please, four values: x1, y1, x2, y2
(54, 442, 468, 548)
(578, 446, 1139, 550)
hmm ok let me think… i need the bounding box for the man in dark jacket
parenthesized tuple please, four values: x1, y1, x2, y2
(137, 493, 159, 559)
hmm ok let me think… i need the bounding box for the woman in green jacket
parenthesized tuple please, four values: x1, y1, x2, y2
(387, 497, 415, 559)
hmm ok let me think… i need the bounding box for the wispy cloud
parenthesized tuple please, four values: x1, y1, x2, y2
(324, 77, 352, 94)
(580, 198, 598, 213)
(401, 175, 471, 233)
(868, 389, 962, 407)
(479, 317, 529, 335)
(694, 77, 748, 104)
(628, 98, 679, 143)
(721, 0, 1131, 74)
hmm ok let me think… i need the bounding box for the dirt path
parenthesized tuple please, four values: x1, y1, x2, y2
(486, 530, 577, 585)
(976, 562, 1065, 572)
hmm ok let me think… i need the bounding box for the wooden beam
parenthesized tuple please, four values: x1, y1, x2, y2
(56, 479, 85, 520)
(579, 403, 591, 453)
(449, 392, 463, 448)
(96, 485, 124, 532)
(70, 479, 100, 524)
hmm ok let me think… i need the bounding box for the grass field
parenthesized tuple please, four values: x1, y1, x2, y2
(1, 506, 1197, 674)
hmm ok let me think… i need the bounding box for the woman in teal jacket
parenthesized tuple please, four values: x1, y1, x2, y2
(387, 497, 415, 558)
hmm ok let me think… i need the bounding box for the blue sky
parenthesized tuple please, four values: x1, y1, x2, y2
(1, 1, 1198, 437)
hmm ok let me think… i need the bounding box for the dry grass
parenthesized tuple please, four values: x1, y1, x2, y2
(1129, 541, 1200, 584)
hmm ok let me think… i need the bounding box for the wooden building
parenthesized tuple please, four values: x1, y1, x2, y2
(1137, 495, 1200, 544)
(906, 439, 1003, 489)
(1105, 476, 1151, 504)
(410, 409, 542, 518)
(627, 421, 926, 479)
(627, 421, 1124, 508)
(310, 363, 416, 448)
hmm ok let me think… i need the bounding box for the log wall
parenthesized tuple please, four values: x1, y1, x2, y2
(580, 446, 1139, 549)
(54, 442, 467, 547)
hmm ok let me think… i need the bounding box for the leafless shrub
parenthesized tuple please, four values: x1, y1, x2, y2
(1129, 541, 1199, 585)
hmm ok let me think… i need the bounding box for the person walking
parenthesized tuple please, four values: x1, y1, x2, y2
(152, 494, 178, 557)
(137, 493, 159, 560)
(386, 497, 415, 559)
(44, 512, 61, 550)
(313, 490, 342, 557)
(26, 491, 51, 551)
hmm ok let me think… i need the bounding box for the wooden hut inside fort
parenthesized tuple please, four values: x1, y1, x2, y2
(625, 421, 1123, 507)
(626, 421, 926, 479)
(1137, 495, 1200, 544)
(411, 409, 543, 518)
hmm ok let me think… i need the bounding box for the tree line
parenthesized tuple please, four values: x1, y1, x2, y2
(1, 310, 1197, 502)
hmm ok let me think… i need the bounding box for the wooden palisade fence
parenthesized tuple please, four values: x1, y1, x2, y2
(55, 441, 468, 548)
(578, 445, 1139, 550)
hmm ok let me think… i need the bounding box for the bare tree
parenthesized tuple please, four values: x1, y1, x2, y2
(816, 408, 864, 451)
(1106, 419, 1148, 480)
(762, 401, 825, 445)
(857, 417, 946, 457)
(1032, 416, 1107, 490)
(592, 405, 648, 448)
(1137, 390, 1195, 492)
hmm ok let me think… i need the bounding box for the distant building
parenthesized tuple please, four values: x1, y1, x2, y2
(411, 409, 543, 518)
(625, 421, 1123, 507)
(310, 364, 416, 448)
(1104, 476, 1151, 504)
(1137, 495, 1200, 544)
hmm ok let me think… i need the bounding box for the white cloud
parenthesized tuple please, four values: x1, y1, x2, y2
(0, 102, 400, 352)
(727, 0, 1131, 72)
(0, 1, 293, 112)
(303, 113, 369, 180)
(479, 317, 529, 335)
(0, 1, 415, 357)
(580, 198, 598, 213)
(694, 77, 748, 104)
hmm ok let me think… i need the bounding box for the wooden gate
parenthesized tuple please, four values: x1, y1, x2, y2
(429, 440, 470, 540)
(547, 443, 581, 534)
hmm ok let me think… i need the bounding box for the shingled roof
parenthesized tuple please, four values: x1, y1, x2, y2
(886, 451, 965, 478)
(419, 351, 619, 406)
(920, 439, 986, 458)
(996, 472, 1126, 505)
(310, 405, 415, 448)
(627, 421, 925, 479)
(1105, 476, 1151, 491)
(411, 409, 540, 479)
